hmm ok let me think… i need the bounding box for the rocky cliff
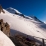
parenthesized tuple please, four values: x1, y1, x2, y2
(0, 5, 5, 13)
(0, 19, 10, 37)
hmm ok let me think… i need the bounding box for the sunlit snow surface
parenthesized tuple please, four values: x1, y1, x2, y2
(0, 8, 46, 40)
(0, 31, 15, 46)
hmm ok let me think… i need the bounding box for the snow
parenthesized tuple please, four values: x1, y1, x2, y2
(0, 8, 46, 45)
(0, 30, 15, 46)
(0, 8, 46, 40)
(0, 8, 46, 42)
(44, 21, 46, 24)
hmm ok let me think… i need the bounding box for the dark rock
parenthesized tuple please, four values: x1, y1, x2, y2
(9, 34, 37, 46)
(0, 5, 5, 13)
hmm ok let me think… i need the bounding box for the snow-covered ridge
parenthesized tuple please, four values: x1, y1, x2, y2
(0, 7, 46, 39)
(2, 7, 42, 23)
(6, 7, 43, 23)
(6, 7, 22, 14)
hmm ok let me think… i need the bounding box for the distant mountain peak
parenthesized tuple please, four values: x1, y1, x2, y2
(6, 7, 22, 14)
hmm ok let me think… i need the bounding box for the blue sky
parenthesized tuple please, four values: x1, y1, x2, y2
(0, 0, 46, 22)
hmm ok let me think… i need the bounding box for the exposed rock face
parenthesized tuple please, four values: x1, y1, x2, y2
(0, 19, 10, 37)
(9, 34, 37, 46)
(0, 5, 5, 13)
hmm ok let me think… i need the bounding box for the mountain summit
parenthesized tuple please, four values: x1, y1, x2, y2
(6, 7, 22, 14)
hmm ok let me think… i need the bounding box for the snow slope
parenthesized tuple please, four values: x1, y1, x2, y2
(0, 8, 46, 40)
(0, 30, 15, 46)
(44, 21, 46, 24)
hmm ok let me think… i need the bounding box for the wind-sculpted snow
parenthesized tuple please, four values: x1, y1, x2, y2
(0, 30, 15, 46)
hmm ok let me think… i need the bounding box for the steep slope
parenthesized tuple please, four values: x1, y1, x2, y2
(0, 30, 15, 46)
(0, 8, 46, 40)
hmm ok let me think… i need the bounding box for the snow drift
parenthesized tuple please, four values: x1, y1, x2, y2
(0, 30, 15, 46)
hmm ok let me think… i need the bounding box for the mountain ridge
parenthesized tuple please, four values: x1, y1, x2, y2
(0, 6, 46, 39)
(0, 5, 44, 23)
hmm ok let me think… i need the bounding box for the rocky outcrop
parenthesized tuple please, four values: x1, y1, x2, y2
(10, 34, 37, 46)
(0, 5, 5, 13)
(10, 34, 42, 46)
(0, 19, 10, 37)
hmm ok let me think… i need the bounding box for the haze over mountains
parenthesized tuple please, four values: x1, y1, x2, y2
(0, 5, 46, 46)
